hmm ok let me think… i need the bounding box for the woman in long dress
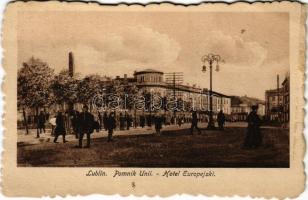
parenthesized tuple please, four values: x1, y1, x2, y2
(244, 105, 262, 149)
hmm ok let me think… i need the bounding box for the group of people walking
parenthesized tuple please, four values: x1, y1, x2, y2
(52, 105, 117, 148)
(45, 104, 262, 149)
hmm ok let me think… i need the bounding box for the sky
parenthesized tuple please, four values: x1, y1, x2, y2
(18, 11, 289, 100)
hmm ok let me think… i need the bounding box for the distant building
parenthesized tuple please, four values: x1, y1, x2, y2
(202, 89, 231, 115)
(265, 88, 283, 121)
(282, 74, 290, 123)
(114, 74, 137, 87)
(112, 69, 231, 115)
(265, 73, 289, 123)
(230, 96, 265, 121)
(231, 97, 246, 121)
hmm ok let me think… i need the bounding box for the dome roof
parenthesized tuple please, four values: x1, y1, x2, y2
(134, 69, 164, 75)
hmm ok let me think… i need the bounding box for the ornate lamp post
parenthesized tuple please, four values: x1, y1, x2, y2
(201, 53, 223, 129)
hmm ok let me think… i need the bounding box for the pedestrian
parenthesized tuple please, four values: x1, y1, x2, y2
(217, 110, 226, 130)
(165, 115, 171, 125)
(54, 111, 68, 143)
(98, 111, 102, 130)
(119, 113, 125, 130)
(140, 114, 145, 128)
(243, 105, 262, 149)
(154, 114, 163, 135)
(77, 105, 95, 148)
(190, 111, 201, 135)
(33, 115, 37, 125)
(45, 112, 50, 121)
(38, 111, 46, 134)
(107, 112, 116, 142)
(126, 113, 132, 130)
(177, 115, 183, 127)
(133, 113, 137, 128)
(146, 114, 152, 127)
(162, 114, 166, 125)
(49, 115, 56, 136)
(71, 109, 80, 139)
(64, 110, 71, 134)
(27, 115, 32, 126)
(171, 116, 175, 125)
(93, 114, 100, 133)
(103, 112, 108, 131)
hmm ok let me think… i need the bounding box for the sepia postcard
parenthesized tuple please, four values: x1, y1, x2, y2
(1, 0, 306, 198)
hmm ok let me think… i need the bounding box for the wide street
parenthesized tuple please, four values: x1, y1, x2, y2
(17, 122, 289, 168)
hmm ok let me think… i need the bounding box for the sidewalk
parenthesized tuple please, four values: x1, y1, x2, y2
(17, 121, 283, 146)
(17, 123, 208, 146)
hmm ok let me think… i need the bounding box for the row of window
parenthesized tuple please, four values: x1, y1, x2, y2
(269, 95, 289, 102)
(139, 75, 162, 83)
(269, 96, 283, 101)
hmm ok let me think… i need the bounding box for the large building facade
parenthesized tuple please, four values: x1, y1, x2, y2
(265, 74, 289, 123)
(265, 88, 283, 121)
(131, 69, 231, 115)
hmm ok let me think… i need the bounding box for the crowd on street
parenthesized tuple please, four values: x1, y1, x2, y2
(26, 105, 263, 149)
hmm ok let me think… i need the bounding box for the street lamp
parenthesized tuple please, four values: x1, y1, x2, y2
(201, 53, 223, 129)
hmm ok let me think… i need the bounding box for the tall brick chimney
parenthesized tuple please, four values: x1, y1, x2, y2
(68, 52, 74, 77)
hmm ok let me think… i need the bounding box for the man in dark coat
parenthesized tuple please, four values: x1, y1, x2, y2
(126, 113, 132, 130)
(78, 105, 94, 148)
(54, 111, 67, 143)
(119, 113, 125, 130)
(140, 114, 145, 128)
(154, 114, 163, 135)
(38, 111, 46, 134)
(190, 111, 201, 135)
(217, 110, 226, 130)
(177, 115, 183, 127)
(171, 116, 175, 125)
(146, 114, 152, 127)
(107, 112, 116, 142)
(103, 112, 108, 131)
(243, 105, 262, 149)
(70, 109, 80, 139)
(162, 114, 166, 125)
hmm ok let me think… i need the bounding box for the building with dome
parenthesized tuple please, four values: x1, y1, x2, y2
(115, 68, 231, 115)
(134, 69, 166, 95)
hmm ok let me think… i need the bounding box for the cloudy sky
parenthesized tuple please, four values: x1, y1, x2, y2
(18, 11, 289, 100)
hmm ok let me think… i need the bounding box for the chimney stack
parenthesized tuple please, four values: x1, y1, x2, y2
(68, 52, 74, 77)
